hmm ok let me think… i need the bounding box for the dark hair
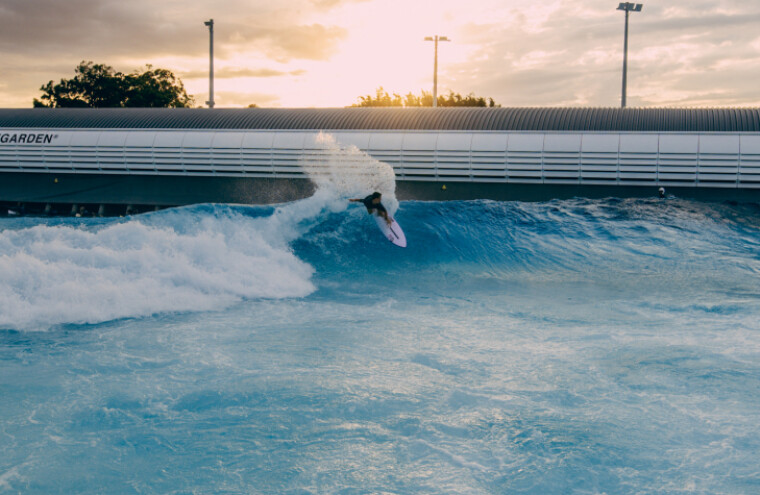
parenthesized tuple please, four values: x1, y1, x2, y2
(371, 192, 382, 199)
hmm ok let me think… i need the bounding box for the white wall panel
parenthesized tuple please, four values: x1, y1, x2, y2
(620, 134, 658, 153)
(740, 135, 760, 154)
(332, 132, 371, 150)
(402, 133, 438, 151)
(183, 132, 215, 148)
(508, 134, 543, 152)
(368, 133, 404, 150)
(544, 134, 581, 152)
(125, 131, 156, 147)
(212, 132, 245, 149)
(471, 133, 507, 152)
(153, 132, 184, 148)
(97, 132, 127, 147)
(436, 133, 472, 151)
(700, 135, 740, 154)
(272, 132, 305, 149)
(70, 132, 101, 146)
(242, 132, 275, 149)
(582, 134, 619, 152)
(659, 134, 698, 154)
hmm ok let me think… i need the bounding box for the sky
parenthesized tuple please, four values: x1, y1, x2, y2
(1, 0, 759, 108)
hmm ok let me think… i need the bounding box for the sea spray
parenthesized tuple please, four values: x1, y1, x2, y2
(302, 132, 399, 215)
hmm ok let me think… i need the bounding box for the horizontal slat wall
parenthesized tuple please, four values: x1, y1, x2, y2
(581, 134, 619, 185)
(0, 128, 758, 190)
(740, 135, 760, 188)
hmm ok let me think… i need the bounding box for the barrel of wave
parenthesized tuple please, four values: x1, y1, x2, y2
(301, 132, 399, 216)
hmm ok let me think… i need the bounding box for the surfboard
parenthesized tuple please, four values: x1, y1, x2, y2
(374, 214, 407, 248)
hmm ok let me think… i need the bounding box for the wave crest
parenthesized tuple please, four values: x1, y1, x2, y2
(0, 207, 315, 331)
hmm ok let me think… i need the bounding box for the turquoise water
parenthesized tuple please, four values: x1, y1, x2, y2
(1, 196, 760, 494)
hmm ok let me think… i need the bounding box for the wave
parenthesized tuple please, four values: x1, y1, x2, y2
(0, 200, 330, 331)
(1, 197, 759, 331)
(292, 197, 760, 306)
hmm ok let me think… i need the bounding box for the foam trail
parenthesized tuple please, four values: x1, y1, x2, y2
(0, 136, 401, 331)
(302, 132, 399, 215)
(0, 209, 316, 331)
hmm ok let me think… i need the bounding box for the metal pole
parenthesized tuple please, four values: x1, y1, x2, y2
(433, 35, 438, 108)
(205, 19, 215, 109)
(621, 9, 629, 108)
(425, 35, 448, 107)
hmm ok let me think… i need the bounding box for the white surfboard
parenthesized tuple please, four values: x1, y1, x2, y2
(374, 214, 407, 248)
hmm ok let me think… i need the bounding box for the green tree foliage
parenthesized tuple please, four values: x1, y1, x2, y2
(352, 87, 498, 108)
(34, 61, 194, 108)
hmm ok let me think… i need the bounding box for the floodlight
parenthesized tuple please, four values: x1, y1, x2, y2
(617, 2, 644, 11)
(204, 19, 215, 108)
(424, 36, 451, 107)
(616, 4, 643, 107)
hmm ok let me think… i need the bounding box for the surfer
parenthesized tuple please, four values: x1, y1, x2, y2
(350, 191, 392, 225)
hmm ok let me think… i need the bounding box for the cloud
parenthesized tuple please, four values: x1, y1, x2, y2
(223, 23, 348, 62)
(446, 0, 760, 107)
(0, 0, 350, 106)
(0, 0, 197, 57)
(0, 0, 348, 61)
(180, 68, 306, 80)
(311, 0, 372, 10)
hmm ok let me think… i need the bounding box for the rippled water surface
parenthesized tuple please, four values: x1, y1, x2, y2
(2, 196, 760, 494)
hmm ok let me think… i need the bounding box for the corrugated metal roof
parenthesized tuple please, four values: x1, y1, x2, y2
(1, 107, 759, 132)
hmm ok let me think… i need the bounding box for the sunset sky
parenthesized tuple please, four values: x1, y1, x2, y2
(1, 0, 759, 108)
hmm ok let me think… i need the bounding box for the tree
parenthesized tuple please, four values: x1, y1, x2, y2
(353, 87, 405, 107)
(123, 66, 193, 108)
(34, 61, 194, 108)
(352, 87, 498, 108)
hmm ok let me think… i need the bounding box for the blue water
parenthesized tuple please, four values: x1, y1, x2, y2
(2, 196, 760, 494)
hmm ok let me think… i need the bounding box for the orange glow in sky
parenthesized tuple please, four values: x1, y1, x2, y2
(1, 0, 759, 108)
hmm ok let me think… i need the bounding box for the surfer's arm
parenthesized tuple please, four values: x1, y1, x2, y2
(349, 198, 362, 202)
(380, 210, 392, 225)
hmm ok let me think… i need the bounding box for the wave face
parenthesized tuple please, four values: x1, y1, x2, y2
(2, 194, 760, 493)
(5, 196, 758, 331)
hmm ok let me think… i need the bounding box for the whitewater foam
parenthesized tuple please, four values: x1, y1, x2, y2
(0, 208, 316, 331)
(302, 132, 399, 215)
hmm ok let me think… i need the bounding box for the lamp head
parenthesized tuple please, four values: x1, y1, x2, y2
(617, 2, 643, 12)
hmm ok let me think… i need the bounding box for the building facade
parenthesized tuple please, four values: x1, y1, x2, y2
(1, 107, 759, 211)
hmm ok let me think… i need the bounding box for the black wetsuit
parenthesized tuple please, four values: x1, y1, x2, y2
(362, 195, 387, 214)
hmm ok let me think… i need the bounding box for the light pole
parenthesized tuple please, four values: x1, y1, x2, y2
(617, 3, 642, 108)
(204, 19, 215, 108)
(424, 35, 450, 107)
